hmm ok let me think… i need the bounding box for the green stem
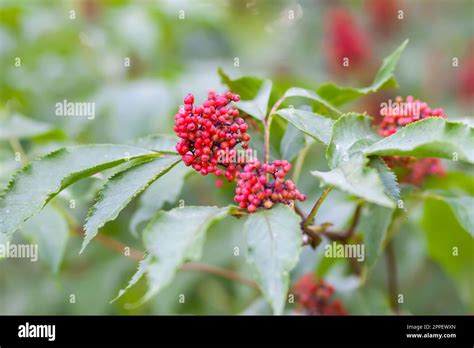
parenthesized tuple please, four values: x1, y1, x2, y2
(264, 94, 286, 164)
(293, 144, 310, 186)
(263, 115, 273, 164)
(303, 187, 332, 228)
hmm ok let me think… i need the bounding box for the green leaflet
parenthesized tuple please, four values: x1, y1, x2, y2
(359, 204, 395, 270)
(135, 134, 179, 154)
(0, 145, 157, 236)
(244, 205, 302, 314)
(326, 113, 381, 169)
(274, 108, 334, 145)
(364, 118, 474, 164)
(235, 79, 273, 121)
(422, 199, 474, 309)
(81, 156, 181, 252)
(278, 87, 342, 117)
(21, 204, 69, 273)
(132, 206, 231, 303)
(311, 153, 396, 208)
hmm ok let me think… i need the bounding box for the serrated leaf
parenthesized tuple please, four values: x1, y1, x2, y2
(140, 206, 230, 301)
(130, 162, 191, 236)
(359, 204, 395, 270)
(111, 256, 149, 303)
(326, 113, 381, 169)
(217, 68, 263, 100)
(0, 113, 62, 140)
(135, 134, 178, 154)
(21, 205, 69, 273)
(364, 118, 474, 164)
(244, 205, 302, 314)
(81, 156, 181, 252)
(311, 153, 395, 208)
(280, 123, 306, 162)
(422, 199, 474, 308)
(0, 145, 156, 236)
(369, 158, 400, 202)
(274, 108, 334, 145)
(235, 80, 272, 121)
(278, 87, 342, 117)
(317, 40, 408, 106)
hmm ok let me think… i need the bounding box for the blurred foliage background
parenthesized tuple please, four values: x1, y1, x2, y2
(0, 0, 473, 315)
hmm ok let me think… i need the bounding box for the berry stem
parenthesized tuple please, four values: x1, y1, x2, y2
(385, 241, 400, 314)
(263, 116, 272, 164)
(72, 226, 259, 290)
(263, 94, 286, 164)
(293, 143, 310, 185)
(303, 187, 332, 228)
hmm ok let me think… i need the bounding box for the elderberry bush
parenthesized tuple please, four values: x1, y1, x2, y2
(0, 1, 473, 316)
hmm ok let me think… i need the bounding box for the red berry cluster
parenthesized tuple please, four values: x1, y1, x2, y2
(174, 91, 307, 213)
(234, 159, 306, 213)
(174, 91, 250, 181)
(378, 96, 446, 185)
(293, 273, 347, 316)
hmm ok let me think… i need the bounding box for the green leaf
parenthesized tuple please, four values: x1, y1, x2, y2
(326, 113, 381, 169)
(359, 204, 394, 270)
(423, 192, 474, 237)
(364, 118, 474, 164)
(311, 153, 396, 208)
(135, 134, 178, 154)
(141, 206, 230, 301)
(235, 79, 272, 121)
(422, 199, 474, 308)
(443, 197, 474, 237)
(317, 40, 408, 106)
(274, 108, 334, 145)
(424, 172, 474, 195)
(130, 162, 191, 236)
(278, 87, 342, 117)
(280, 123, 306, 162)
(21, 205, 69, 273)
(81, 156, 181, 252)
(0, 113, 63, 140)
(217, 68, 263, 100)
(0, 145, 156, 236)
(369, 158, 400, 202)
(244, 205, 302, 314)
(111, 257, 149, 303)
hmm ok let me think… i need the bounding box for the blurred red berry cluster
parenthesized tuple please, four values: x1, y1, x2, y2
(378, 96, 446, 185)
(324, 8, 371, 74)
(174, 91, 306, 213)
(366, 0, 400, 36)
(293, 273, 347, 316)
(174, 91, 250, 181)
(234, 159, 306, 213)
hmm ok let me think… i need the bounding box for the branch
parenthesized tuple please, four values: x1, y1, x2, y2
(73, 227, 258, 290)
